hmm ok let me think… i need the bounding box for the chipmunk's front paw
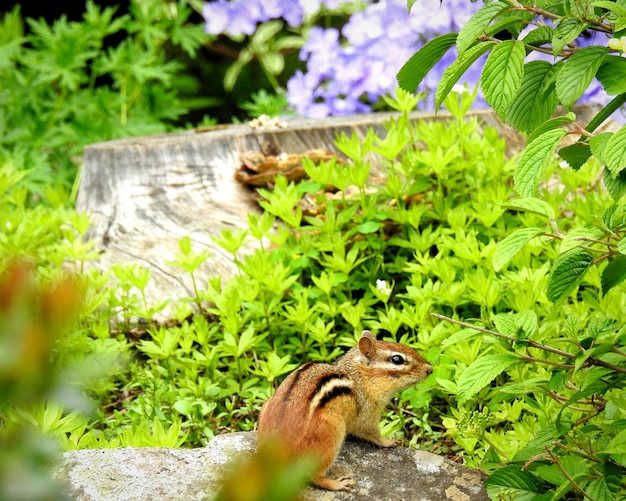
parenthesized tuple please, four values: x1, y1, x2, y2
(376, 437, 398, 448)
(315, 474, 355, 491)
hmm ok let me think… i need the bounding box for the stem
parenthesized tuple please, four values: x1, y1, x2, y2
(258, 58, 281, 91)
(551, 442, 600, 463)
(546, 447, 598, 501)
(190, 272, 202, 313)
(431, 313, 626, 374)
(574, 236, 619, 247)
(431, 313, 575, 358)
(519, 354, 574, 369)
(612, 347, 626, 358)
(510, 1, 613, 33)
(546, 391, 599, 411)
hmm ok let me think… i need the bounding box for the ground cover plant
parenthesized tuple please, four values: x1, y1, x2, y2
(3, 86, 625, 500)
(1, 0, 626, 500)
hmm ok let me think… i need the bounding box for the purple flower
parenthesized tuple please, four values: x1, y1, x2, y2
(227, 2, 261, 35)
(279, 0, 304, 26)
(301, 27, 339, 59)
(288, 0, 484, 116)
(299, 0, 324, 16)
(257, 0, 284, 22)
(203, 1, 230, 35)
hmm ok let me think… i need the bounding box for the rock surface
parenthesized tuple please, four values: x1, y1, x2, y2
(55, 432, 488, 501)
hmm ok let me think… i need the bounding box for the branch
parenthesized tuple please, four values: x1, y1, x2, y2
(430, 313, 575, 358)
(546, 447, 598, 501)
(431, 313, 626, 374)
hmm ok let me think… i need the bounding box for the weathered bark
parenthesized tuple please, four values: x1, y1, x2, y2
(76, 107, 600, 319)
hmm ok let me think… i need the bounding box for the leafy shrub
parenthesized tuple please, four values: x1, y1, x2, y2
(397, 1, 626, 498)
(0, 0, 209, 198)
(3, 81, 625, 499)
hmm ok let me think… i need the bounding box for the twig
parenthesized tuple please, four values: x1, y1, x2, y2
(431, 313, 626, 374)
(430, 313, 575, 358)
(546, 447, 597, 501)
(552, 442, 600, 464)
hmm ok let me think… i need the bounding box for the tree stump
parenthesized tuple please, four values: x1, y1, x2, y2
(76, 107, 599, 319)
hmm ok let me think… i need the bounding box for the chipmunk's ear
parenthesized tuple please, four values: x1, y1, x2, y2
(359, 330, 376, 360)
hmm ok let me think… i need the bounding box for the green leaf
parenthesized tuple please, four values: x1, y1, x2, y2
(528, 112, 576, 144)
(587, 93, 626, 133)
(356, 221, 382, 234)
(485, 465, 545, 501)
(552, 17, 588, 56)
(512, 425, 560, 463)
(556, 46, 608, 109)
(457, 353, 518, 401)
(604, 126, 626, 177)
(597, 56, 626, 95)
(456, 1, 510, 56)
(259, 52, 284, 75)
(224, 48, 253, 91)
(506, 60, 561, 133)
(547, 248, 594, 303)
(559, 142, 592, 170)
(591, 132, 613, 164)
(481, 40, 525, 120)
(601, 255, 626, 295)
(504, 197, 556, 219)
(522, 25, 554, 47)
(586, 477, 617, 501)
(493, 227, 544, 271)
(493, 310, 538, 340)
(514, 128, 568, 198)
(604, 167, 626, 201)
(593, 0, 626, 17)
(559, 226, 605, 253)
(602, 203, 626, 230)
(435, 41, 496, 109)
(493, 314, 516, 336)
(599, 428, 626, 454)
(440, 328, 483, 348)
(397, 33, 457, 93)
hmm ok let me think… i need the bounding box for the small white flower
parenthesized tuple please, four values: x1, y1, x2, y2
(376, 279, 392, 296)
(451, 83, 468, 94)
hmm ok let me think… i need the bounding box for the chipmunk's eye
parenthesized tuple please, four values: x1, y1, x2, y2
(390, 354, 405, 365)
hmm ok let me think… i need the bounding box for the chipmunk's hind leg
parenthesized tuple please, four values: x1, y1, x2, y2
(303, 417, 354, 491)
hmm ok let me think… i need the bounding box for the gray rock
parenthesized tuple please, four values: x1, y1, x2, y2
(55, 432, 488, 501)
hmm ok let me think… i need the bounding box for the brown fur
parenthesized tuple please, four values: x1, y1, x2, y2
(257, 330, 433, 491)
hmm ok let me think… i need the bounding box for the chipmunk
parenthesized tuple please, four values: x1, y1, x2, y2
(257, 330, 433, 491)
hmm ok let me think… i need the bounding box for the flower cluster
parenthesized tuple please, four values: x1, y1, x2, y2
(203, 0, 350, 36)
(288, 0, 482, 117)
(203, 0, 621, 119)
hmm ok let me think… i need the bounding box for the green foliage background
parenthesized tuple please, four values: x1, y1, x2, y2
(1, 1, 626, 501)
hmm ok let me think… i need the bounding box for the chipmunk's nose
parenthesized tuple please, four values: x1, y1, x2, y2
(424, 364, 433, 377)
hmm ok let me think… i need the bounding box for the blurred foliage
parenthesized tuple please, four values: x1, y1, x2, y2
(215, 437, 315, 501)
(0, 263, 81, 501)
(0, 0, 215, 200)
